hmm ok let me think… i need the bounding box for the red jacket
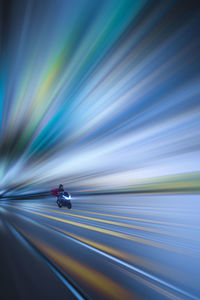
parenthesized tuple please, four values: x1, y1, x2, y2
(51, 188, 59, 196)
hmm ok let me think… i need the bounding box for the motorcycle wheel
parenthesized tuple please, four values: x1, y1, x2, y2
(67, 202, 72, 209)
(57, 201, 62, 208)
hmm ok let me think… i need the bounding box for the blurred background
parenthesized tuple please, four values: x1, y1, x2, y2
(0, 0, 199, 195)
(1, 1, 200, 300)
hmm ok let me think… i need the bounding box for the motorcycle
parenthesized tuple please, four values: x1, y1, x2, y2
(56, 192, 72, 209)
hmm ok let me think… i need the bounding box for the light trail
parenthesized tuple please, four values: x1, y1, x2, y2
(5, 203, 199, 256)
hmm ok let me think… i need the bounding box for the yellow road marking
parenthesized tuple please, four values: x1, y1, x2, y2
(8, 205, 192, 254)
(30, 207, 198, 240)
(71, 209, 199, 230)
(24, 235, 135, 300)
(48, 224, 189, 285)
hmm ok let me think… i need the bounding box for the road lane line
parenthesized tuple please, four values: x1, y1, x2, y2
(10, 223, 135, 300)
(4, 207, 198, 300)
(47, 225, 192, 300)
(5, 207, 189, 289)
(17, 205, 199, 240)
(71, 209, 200, 230)
(7, 223, 86, 300)
(6, 204, 198, 255)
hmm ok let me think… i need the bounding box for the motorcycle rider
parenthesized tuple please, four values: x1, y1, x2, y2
(58, 184, 64, 199)
(51, 184, 71, 208)
(51, 184, 65, 203)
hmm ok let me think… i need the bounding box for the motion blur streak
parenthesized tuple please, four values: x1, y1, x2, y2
(12, 205, 197, 240)
(32, 240, 135, 300)
(0, 0, 199, 193)
(4, 202, 200, 255)
(1, 195, 200, 300)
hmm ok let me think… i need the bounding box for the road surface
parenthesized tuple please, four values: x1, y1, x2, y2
(0, 194, 199, 300)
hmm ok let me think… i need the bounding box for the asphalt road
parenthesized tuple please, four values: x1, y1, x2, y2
(0, 194, 200, 300)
